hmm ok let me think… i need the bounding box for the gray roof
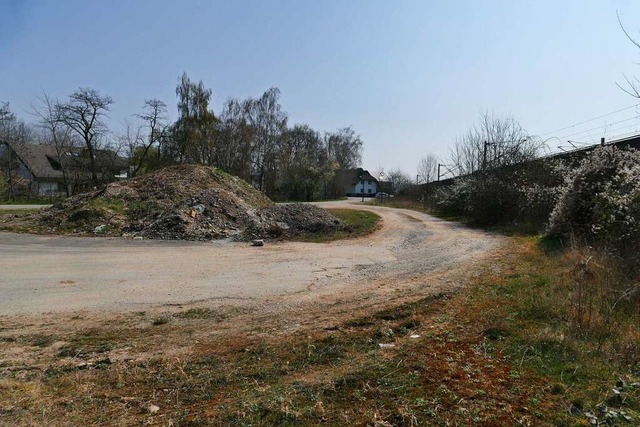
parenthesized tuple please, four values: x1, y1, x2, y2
(3, 141, 129, 182)
(6, 142, 65, 181)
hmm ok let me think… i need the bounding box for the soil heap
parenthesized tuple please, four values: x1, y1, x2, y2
(37, 165, 343, 240)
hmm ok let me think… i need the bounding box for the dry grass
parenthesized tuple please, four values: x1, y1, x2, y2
(0, 288, 559, 426)
(2, 226, 638, 424)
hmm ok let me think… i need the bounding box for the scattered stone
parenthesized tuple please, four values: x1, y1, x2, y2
(410, 334, 421, 339)
(148, 404, 160, 414)
(93, 224, 107, 234)
(34, 165, 343, 241)
(378, 343, 395, 349)
(251, 239, 264, 247)
(133, 236, 144, 240)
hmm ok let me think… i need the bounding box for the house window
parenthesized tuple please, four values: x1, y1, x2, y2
(360, 188, 364, 193)
(368, 180, 372, 185)
(368, 188, 372, 194)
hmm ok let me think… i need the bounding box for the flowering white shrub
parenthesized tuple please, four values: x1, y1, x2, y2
(548, 146, 640, 261)
(433, 177, 473, 217)
(518, 183, 564, 225)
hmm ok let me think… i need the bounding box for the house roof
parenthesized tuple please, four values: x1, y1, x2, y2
(5, 142, 65, 181)
(335, 168, 378, 186)
(358, 171, 378, 183)
(3, 141, 129, 182)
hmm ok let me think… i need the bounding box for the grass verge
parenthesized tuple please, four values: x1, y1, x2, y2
(294, 208, 381, 243)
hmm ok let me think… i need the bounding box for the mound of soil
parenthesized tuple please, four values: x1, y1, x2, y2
(36, 165, 343, 240)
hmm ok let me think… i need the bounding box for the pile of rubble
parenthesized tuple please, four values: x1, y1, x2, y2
(37, 165, 343, 240)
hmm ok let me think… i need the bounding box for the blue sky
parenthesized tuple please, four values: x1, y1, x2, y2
(2, 0, 640, 174)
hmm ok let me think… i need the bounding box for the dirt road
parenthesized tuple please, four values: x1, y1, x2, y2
(0, 200, 501, 316)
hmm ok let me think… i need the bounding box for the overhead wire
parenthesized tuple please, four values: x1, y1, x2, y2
(557, 115, 640, 140)
(539, 104, 640, 137)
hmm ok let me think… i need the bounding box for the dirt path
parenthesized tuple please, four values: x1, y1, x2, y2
(0, 205, 50, 210)
(0, 200, 500, 316)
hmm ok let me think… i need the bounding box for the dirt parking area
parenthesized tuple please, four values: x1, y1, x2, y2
(0, 200, 510, 425)
(0, 200, 500, 316)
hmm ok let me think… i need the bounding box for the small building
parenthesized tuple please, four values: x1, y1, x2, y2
(0, 141, 129, 197)
(333, 168, 379, 197)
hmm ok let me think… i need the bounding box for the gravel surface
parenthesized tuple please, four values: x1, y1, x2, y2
(0, 205, 50, 210)
(0, 200, 502, 315)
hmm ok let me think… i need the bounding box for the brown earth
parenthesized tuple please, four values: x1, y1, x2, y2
(0, 200, 508, 425)
(2, 165, 342, 240)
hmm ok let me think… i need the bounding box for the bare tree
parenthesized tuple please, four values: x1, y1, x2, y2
(55, 88, 113, 187)
(125, 99, 169, 176)
(449, 111, 541, 175)
(387, 168, 412, 195)
(117, 119, 144, 170)
(0, 102, 13, 124)
(32, 92, 78, 196)
(245, 87, 288, 192)
(0, 104, 32, 200)
(417, 154, 439, 183)
(216, 97, 254, 181)
(325, 127, 362, 169)
(617, 12, 640, 98)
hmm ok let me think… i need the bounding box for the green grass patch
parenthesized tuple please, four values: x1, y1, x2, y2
(295, 208, 381, 243)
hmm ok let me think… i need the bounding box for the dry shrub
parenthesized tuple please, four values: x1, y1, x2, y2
(565, 245, 640, 364)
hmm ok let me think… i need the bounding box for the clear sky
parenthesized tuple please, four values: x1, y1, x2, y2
(2, 0, 640, 175)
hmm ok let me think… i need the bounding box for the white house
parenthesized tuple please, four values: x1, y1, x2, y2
(352, 171, 378, 196)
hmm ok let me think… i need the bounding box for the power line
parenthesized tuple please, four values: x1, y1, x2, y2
(539, 104, 640, 137)
(550, 128, 640, 155)
(602, 128, 640, 141)
(557, 115, 639, 140)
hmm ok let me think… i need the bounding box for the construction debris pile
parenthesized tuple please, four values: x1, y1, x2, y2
(36, 165, 343, 240)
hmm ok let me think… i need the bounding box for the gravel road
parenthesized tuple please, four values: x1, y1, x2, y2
(0, 205, 51, 210)
(0, 200, 502, 315)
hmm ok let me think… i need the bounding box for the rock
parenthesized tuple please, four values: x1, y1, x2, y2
(410, 334, 421, 339)
(192, 204, 205, 214)
(93, 224, 107, 234)
(133, 236, 144, 240)
(378, 343, 395, 349)
(251, 239, 264, 247)
(148, 404, 160, 414)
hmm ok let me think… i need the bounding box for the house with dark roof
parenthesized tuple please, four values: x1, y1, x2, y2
(0, 141, 129, 197)
(333, 167, 379, 197)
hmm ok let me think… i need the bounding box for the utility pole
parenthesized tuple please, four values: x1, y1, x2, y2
(437, 163, 441, 182)
(482, 140, 488, 171)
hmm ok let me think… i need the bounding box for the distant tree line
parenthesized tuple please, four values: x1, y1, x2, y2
(0, 73, 363, 201)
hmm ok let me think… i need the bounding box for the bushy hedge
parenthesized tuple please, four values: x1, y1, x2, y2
(432, 160, 565, 228)
(430, 146, 640, 268)
(548, 146, 640, 264)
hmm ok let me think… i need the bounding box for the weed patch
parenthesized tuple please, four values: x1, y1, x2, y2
(295, 208, 381, 242)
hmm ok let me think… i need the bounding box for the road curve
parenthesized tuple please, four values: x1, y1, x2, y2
(0, 200, 501, 315)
